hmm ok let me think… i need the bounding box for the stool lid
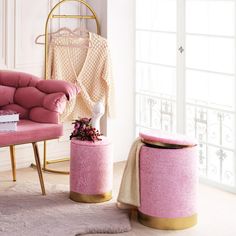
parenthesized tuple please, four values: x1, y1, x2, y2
(71, 136, 111, 146)
(139, 130, 197, 148)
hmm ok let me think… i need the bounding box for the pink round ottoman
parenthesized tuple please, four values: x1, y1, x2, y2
(70, 136, 113, 203)
(138, 131, 198, 230)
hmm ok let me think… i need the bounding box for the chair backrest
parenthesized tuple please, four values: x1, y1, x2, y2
(0, 70, 78, 124)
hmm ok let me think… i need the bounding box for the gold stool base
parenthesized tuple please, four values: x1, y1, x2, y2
(138, 211, 197, 230)
(70, 191, 112, 203)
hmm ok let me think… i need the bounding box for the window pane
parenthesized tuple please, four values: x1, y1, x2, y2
(135, 0, 177, 135)
(136, 31, 176, 66)
(136, 0, 176, 32)
(221, 150, 235, 186)
(186, 0, 235, 36)
(136, 94, 176, 131)
(186, 35, 235, 74)
(208, 147, 235, 186)
(186, 70, 234, 110)
(186, 0, 236, 190)
(136, 62, 176, 96)
(136, 94, 151, 127)
(208, 146, 221, 182)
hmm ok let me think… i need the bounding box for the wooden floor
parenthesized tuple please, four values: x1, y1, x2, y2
(1, 161, 236, 236)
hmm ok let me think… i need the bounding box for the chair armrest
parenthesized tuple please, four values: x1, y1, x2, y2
(36, 80, 80, 100)
(43, 92, 67, 114)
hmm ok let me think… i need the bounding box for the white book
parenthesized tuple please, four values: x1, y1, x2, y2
(0, 122, 17, 132)
(0, 110, 19, 123)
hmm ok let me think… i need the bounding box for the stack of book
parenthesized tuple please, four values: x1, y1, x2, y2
(0, 110, 19, 131)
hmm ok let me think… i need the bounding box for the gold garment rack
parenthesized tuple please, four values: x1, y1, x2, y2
(34, 0, 100, 174)
(44, 0, 100, 79)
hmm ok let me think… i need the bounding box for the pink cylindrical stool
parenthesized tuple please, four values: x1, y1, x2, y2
(70, 136, 113, 203)
(138, 131, 198, 230)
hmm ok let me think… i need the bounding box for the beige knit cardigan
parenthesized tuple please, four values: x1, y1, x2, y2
(46, 32, 114, 121)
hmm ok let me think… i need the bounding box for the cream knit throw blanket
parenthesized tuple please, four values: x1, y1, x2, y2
(46, 32, 114, 121)
(117, 138, 144, 208)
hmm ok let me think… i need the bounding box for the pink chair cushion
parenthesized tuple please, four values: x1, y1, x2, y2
(29, 107, 59, 124)
(0, 120, 63, 147)
(139, 130, 197, 146)
(1, 104, 29, 119)
(14, 87, 45, 109)
(43, 93, 67, 113)
(0, 85, 15, 106)
(0, 70, 38, 88)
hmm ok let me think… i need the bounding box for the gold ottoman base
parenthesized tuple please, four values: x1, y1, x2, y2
(138, 211, 197, 230)
(70, 191, 112, 203)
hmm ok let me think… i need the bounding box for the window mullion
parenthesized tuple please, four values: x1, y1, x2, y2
(176, 0, 186, 134)
(234, 0, 236, 189)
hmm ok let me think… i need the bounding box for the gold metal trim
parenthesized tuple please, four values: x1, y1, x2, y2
(42, 141, 69, 174)
(6, 142, 46, 195)
(46, 158, 69, 164)
(42, 167, 69, 175)
(32, 142, 46, 195)
(43, 140, 47, 170)
(70, 191, 112, 203)
(44, 0, 100, 78)
(9, 145, 16, 181)
(138, 211, 197, 230)
(52, 15, 95, 19)
(42, 0, 100, 174)
(31, 140, 69, 174)
(31, 163, 69, 175)
(142, 139, 196, 149)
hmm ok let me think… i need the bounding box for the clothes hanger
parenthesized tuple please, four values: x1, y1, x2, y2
(35, 26, 91, 48)
(73, 27, 89, 38)
(60, 29, 91, 49)
(35, 27, 75, 45)
(35, 27, 91, 46)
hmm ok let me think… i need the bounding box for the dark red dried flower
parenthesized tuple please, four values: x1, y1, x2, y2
(70, 118, 102, 142)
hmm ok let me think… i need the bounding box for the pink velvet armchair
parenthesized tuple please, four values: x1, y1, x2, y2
(0, 70, 78, 195)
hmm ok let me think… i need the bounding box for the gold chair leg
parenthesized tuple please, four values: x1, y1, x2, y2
(43, 140, 46, 170)
(32, 142, 46, 195)
(9, 145, 16, 181)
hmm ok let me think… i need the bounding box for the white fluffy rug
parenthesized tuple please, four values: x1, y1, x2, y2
(0, 183, 131, 236)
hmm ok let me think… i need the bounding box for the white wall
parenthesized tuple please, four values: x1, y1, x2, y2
(86, 0, 107, 37)
(106, 0, 135, 162)
(0, 0, 135, 171)
(87, 0, 135, 162)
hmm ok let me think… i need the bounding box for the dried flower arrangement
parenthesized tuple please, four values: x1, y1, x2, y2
(70, 118, 102, 142)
